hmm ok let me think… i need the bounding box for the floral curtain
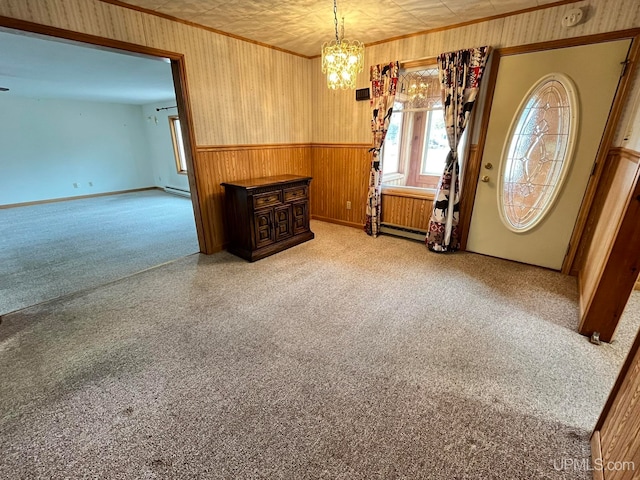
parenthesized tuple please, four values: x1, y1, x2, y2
(365, 61, 400, 237)
(426, 47, 490, 252)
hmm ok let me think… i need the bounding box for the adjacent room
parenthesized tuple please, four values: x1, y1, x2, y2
(1, 0, 640, 478)
(0, 29, 199, 314)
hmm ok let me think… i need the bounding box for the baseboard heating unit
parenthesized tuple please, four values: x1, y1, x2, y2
(380, 223, 427, 242)
(163, 186, 191, 198)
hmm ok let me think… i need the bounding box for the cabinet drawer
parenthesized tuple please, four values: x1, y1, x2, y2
(253, 191, 282, 209)
(284, 186, 308, 202)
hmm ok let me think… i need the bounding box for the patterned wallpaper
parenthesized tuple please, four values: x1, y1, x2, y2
(0, 0, 312, 147)
(311, 0, 640, 150)
(0, 0, 638, 149)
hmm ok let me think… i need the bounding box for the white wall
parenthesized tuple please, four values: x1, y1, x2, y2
(0, 95, 154, 205)
(141, 101, 190, 193)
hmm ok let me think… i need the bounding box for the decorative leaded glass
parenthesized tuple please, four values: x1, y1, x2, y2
(396, 68, 442, 111)
(500, 74, 577, 232)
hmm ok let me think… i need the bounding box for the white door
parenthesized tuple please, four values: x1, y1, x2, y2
(466, 40, 631, 270)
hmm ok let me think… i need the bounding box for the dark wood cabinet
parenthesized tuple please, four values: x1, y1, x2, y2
(221, 175, 314, 261)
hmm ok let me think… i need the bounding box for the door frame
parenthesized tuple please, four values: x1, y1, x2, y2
(0, 15, 206, 253)
(460, 28, 640, 274)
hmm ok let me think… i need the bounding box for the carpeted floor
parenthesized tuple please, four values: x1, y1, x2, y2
(1, 220, 638, 479)
(0, 190, 199, 315)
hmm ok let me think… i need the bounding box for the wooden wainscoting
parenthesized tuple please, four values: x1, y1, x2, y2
(194, 144, 312, 253)
(577, 147, 640, 342)
(310, 143, 371, 229)
(592, 329, 640, 480)
(570, 147, 622, 276)
(381, 190, 434, 231)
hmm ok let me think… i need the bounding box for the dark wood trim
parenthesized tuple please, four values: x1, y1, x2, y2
(459, 47, 501, 250)
(0, 15, 180, 59)
(171, 60, 206, 254)
(197, 143, 372, 152)
(0, 187, 158, 209)
(498, 29, 640, 57)
(590, 431, 604, 480)
(401, 57, 438, 70)
(459, 143, 482, 250)
(311, 215, 364, 230)
(616, 146, 640, 163)
(197, 143, 311, 152)
(98, 0, 310, 59)
(0, 15, 206, 255)
(563, 32, 640, 274)
(594, 329, 640, 433)
(311, 143, 372, 149)
(381, 188, 436, 201)
(309, 0, 584, 59)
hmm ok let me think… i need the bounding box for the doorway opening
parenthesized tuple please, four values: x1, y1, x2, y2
(0, 25, 203, 315)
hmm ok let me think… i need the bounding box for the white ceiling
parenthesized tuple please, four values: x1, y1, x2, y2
(117, 0, 563, 57)
(0, 29, 176, 104)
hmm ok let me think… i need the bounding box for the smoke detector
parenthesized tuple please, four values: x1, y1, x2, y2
(562, 8, 584, 27)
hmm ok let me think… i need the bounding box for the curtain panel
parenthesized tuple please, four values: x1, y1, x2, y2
(426, 46, 490, 252)
(365, 61, 400, 237)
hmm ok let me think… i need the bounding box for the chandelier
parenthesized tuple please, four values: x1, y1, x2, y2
(321, 0, 364, 90)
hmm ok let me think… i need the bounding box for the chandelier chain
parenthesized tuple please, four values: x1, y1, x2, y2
(322, 0, 364, 90)
(333, 0, 339, 43)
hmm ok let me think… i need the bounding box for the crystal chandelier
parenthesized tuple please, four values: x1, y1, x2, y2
(321, 0, 364, 90)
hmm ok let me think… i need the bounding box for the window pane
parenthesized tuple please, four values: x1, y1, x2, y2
(170, 117, 188, 173)
(382, 105, 403, 175)
(421, 110, 449, 175)
(501, 76, 575, 231)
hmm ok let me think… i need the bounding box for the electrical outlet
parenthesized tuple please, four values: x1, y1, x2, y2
(73, 182, 79, 188)
(346, 201, 352, 210)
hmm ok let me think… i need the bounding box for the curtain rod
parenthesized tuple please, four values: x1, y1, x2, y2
(156, 106, 177, 111)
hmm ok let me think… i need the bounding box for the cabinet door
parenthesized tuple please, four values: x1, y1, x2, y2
(254, 209, 274, 248)
(292, 201, 309, 235)
(274, 205, 293, 241)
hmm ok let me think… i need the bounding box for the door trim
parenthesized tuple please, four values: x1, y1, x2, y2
(460, 28, 640, 276)
(0, 14, 206, 253)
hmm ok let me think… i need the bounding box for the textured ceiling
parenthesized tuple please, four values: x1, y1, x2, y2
(117, 0, 563, 56)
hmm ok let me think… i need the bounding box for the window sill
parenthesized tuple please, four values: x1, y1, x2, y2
(381, 185, 436, 200)
(382, 173, 405, 183)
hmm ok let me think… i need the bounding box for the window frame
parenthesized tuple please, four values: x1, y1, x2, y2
(380, 63, 446, 194)
(168, 115, 188, 175)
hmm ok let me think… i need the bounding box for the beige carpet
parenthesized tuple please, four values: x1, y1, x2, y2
(0, 190, 199, 315)
(1, 220, 638, 479)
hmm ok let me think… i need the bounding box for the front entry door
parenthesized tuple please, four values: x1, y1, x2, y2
(466, 40, 631, 270)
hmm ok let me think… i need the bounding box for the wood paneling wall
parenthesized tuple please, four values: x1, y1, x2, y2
(309, 144, 436, 232)
(592, 329, 640, 480)
(571, 148, 624, 275)
(577, 147, 640, 342)
(310, 144, 371, 228)
(381, 194, 433, 231)
(194, 145, 312, 252)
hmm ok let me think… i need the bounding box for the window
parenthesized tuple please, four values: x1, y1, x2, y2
(499, 73, 578, 232)
(381, 66, 464, 192)
(169, 115, 187, 174)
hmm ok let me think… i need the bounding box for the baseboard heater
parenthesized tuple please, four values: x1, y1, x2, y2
(163, 186, 191, 198)
(380, 223, 427, 242)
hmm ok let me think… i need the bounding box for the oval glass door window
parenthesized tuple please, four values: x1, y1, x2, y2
(499, 73, 579, 232)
